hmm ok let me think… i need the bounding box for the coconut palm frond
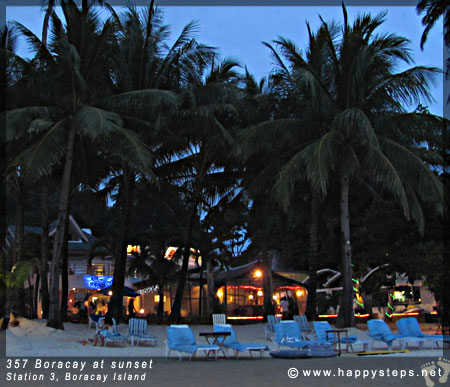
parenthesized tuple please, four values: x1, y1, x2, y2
(6, 107, 52, 141)
(19, 119, 68, 182)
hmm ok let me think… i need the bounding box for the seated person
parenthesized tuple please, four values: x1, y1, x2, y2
(93, 315, 114, 346)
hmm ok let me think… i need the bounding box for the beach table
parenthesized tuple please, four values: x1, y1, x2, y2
(326, 329, 349, 355)
(199, 331, 231, 359)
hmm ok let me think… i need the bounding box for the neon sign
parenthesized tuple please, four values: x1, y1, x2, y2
(83, 275, 113, 289)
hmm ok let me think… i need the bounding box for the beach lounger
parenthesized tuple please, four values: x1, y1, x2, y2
(214, 324, 268, 359)
(265, 315, 281, 341)
(212, 314, 226, 325)
(312, 321, 370, 352)
(272, 321, 333, 351)
(293, 315, 313, 339)
(128, 318, 158, 346)
(367, 319, 425, 350)
(166, 325, 220, 360)
(96, 317, 127, 346)
(396, 318, 448, 349)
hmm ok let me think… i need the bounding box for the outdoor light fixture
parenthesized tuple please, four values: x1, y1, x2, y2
(92, 297, 97, 301)
(248, 294, 254, 300)
(139, 309, 145, 314)
(296, 290, 303, 296)
(273, 295, 278, 300)
(254, 270, 262, 278)
(257, 290, 263, 296)
(108, 291, 113, 296)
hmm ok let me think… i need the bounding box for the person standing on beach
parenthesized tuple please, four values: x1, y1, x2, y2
(128, 298, 136, 318)
(280, 297, 289, 320)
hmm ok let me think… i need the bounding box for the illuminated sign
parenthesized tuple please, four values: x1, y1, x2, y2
(83, 275, 113, 289)
(164, 246, 202, 269)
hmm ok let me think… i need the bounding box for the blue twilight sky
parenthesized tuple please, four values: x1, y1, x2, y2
(6, 2, 445, 116)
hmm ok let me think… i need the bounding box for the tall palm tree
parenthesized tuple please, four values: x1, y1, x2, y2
(98, 1, 215, 321)
(159, 57, 242, 322)
(8, 0, 153, 329)
(245, 6, 444, 327)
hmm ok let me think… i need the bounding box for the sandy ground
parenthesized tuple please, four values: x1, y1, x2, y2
(3, 318, 450, 387)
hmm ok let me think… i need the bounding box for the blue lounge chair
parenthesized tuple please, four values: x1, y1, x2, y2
(165, 325, 220, 360)
(272, 321, 333, 351)
(213, 324, 268, 359)
(313, 321, 370, 352)
(128, 318, 158, 346)
(264, 315, 281, 341)
(367, 319, 425, 350)
(99, 318, 127, 346)
(293, 315, 313, 339)
(396, 318, 449, 349)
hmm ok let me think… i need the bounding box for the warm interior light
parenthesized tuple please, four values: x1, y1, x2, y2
(296, 290, 303, 297)
(72, 288, 76, 291)
(257, 290, 263, 297)
(248, 294, 254, 300)
(139, 309, 145, 314)
(217, 290, 223, 298)
(254, 270, 262, 278)
(273, 295, 278, 300)
(92, 297, 97, 301)
(154, 295, 160, 302)
(108, 291, 113, 296)
(69, 299, 72, 303)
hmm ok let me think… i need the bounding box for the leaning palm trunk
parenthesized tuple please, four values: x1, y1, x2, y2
(207, 258, 216, 316)
(60, 212, 70, 321)
(40, 183, 50, 318)
(109, 173, 135, 322)
(13, 183, 27, 265)
(261, 241, 274, 317)
(337, 172, 354, 328)
(306, 192, 319, 320)
(170, 204, 197, 323)
(47, 126, 76, 330)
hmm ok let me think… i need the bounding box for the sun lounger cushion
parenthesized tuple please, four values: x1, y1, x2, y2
(166, 327, 220, 354)
(214, 324, 268, 352)
(367, 320, 402, 346)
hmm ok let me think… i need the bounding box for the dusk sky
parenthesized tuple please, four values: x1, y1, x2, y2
(6, 2, 445, 115)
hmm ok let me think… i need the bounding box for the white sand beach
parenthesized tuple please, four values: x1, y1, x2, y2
(4, 318, 450, 387)
(5, 318, 445, 357)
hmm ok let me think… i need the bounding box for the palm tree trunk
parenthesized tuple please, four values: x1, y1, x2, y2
(40, 184, 50, 319)
(47, 125, 76, 330)
(33, 273, 40, 319)
(110, 172, 135, 322)
(170, 203, 197, 323)
(305, 192, 319, 319)
(337, 172, 354, 328)
(207, 258, 216, 316)
(157, 286, 164, 324)
(60, 212, 70, 321)
(261, 240, 274, 317)
(13, 182, 27, 265)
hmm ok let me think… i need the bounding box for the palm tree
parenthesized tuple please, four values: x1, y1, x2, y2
(279, 7, 442, 327)
(8, 1, 153, 329)
(159, 57, 242, 322)
(243, 6, 443, 327)
(416, 0, 449, 48)
(0, 260, 35, 329)
(97, 1, 215, 321)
